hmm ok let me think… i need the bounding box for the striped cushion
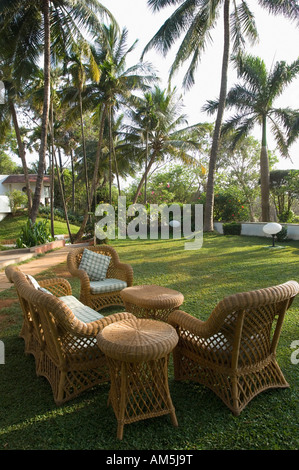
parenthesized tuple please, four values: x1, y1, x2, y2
(79, 249, 111, 281)
(59, 295, 104, 323)
(90, 278, 127, 294)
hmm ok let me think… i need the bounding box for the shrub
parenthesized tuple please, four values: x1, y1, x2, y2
(212, 191, 249, 222)
(223, 222, 242, 235)
(278, 210, 294, 223)
(6, 189, 28, 215)
(16, 219, 54, 248)
(276, 226, 288, 242)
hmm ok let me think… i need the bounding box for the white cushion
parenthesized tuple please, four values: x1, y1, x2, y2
(59, 295, 104, 323)
(90, 278, 127, 294)
(79, 249, 111, 281)
(26, 274, 52, 295)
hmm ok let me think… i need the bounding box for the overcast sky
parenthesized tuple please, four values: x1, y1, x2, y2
(106, 0, 299, 170)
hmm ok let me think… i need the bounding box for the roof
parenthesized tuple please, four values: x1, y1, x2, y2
(1, 174, 51, 184)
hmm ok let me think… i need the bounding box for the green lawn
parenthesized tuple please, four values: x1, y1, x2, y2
(0, 233, 298, 451)
(0, 213, 79, 244)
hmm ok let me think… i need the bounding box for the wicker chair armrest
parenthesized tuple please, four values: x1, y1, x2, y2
(109, 262, 134, 285)
(66, 311, 136, 337)
(39, 278, 72, 296)
(69, 267, 91, 288)
(168, 309, 207, 337)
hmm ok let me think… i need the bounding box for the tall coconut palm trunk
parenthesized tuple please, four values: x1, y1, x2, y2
(203, 0, 230, 232)
(133, 152, 157, 204)
(260, 116, 270, 221)
(74, 105, 108, 241)
(9, 100, 32, 214)
(30, 0, 51, 223)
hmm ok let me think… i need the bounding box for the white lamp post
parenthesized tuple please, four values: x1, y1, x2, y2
(263, 223, 282, 247)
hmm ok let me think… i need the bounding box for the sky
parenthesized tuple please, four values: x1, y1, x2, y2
(105, 0, 299, 171)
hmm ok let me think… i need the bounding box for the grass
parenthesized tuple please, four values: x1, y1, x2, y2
(0, 213, 79, 244)
(0, 233, 298, 451)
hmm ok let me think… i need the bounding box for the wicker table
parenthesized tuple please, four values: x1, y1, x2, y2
(120, 285, 184, 322)
(97, 316, 179, 440)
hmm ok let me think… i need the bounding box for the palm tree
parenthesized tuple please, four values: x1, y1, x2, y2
(0, 58, 35, 215)
(93, 25, 156, 203)
(143, 0, 299, 231)
(124, 85, 203, 204)
(0, 0, 115, 224)
(73, 25, 156, 240)
(204, 53, 299, 221)
(129, 91, 159, 204)
(64, 40, 101, 212)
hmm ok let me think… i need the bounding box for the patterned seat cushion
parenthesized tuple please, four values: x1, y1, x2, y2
(90, 278, 127, 294)
(79, 249, 111, 281)
(59, 295, 104, 323)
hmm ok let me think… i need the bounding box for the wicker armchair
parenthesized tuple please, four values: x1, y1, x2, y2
(5, 265, 135, 405)
(168, 281, 299, 416)
(67, 245, 133, 312)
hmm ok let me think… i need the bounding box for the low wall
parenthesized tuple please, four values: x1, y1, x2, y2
(214, 222, 299, 241)
(29, 239, 66, 254)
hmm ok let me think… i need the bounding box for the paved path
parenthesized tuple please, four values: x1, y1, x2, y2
(0, 243, 89, 292)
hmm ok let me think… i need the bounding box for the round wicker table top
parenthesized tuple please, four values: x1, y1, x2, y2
(97, 317, 178, 363)
(120, 285, 184, 309)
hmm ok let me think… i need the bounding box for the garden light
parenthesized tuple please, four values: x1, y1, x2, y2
(263, 222, 282, 247)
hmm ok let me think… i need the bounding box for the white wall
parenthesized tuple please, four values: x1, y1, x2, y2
(0, 176, 9, 195)
(0, 175, 49, 205)
(214, 222, 299, 241)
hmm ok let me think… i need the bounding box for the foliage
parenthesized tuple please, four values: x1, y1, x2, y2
(126, 165, 201, 205)
(276, 226, 288, 243)
(38, 206, 82, 226)
(223, 222, 241, 235)
(212, 190, 249, 222)
(205, 53, 299, 221)
(5, 190, 28, 215)
(15, 219, 54, 248)
(0, 152, 22, 175)
(270, 170, 299, 222)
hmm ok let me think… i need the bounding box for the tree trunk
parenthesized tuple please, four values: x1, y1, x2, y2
(109, 106, 121, 197)
(203, 0, 230, 232)
(133, 152, 156, 204)
(260, 116, 270, 221)
(50, 103, 73, 242)
(70, 148, 75, 212)
(50, 105, 55, 238)
(108, 105, 113, 204)
(30, 0, 51, 223)
(9, 100, 32, 215)
(74, 105, 107, 241)
(144, 131, 149, 205)
(79, 88, 91, 211)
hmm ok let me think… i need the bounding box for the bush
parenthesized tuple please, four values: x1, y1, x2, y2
(211, 190, 249, 222)
(276, 226, 288, 242)
(38, 206, 82, 225)
(6, 189, 28, 215)
(16, 219, 54, 248)
(278, 210, 294, 223)
(223, 222, 242, 235)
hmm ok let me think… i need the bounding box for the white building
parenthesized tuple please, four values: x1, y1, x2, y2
(0, 174, 51, 221)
